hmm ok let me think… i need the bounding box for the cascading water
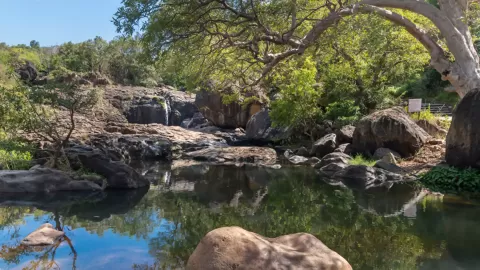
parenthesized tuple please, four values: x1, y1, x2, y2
(164, 98, 171, 126)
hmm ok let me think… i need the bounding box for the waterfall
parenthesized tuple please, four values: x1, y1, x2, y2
(164, 98, 171, 126)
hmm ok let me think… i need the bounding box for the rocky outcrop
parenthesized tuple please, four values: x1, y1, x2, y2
(446, 88, 480, 168)
(16, 61, 38, 82)
(416, 119, 448, 138)
(185, 147, 277, 165)
(21, 224, 64, 246)
(311, 133, 337, 158)
(352, 107, 430, 158)
(246, 108, 290, 142)
(195, 89, 262, 128)
(66, 145, 149, 189)
(125, 96, 170, 125)
(106, 86, 198, 126)
(187, 226, 352, 270)
(0, 167, 104, 193)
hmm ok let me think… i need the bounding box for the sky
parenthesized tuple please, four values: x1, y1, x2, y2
(0, 0, 124, 46)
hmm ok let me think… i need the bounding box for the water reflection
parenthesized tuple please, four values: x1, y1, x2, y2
(1, 163, 480, 269)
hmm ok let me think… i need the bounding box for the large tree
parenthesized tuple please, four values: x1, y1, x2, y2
(115, 0, 479, 97)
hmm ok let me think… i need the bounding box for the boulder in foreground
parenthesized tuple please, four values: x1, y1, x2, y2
(187, 226, 352, 270)
(21, 223, 64, 246)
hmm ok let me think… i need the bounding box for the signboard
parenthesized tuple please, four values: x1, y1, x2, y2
(408, 99, 422, 113)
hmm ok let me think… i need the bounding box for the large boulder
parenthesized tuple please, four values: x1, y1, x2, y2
(311, 133, 337, 158)
(446, 88, 480, 168)
(66, 146, 149, 189)
(246, 108, 290, 142)
(195, 89, 262, 128)
(0, 167, 104, 193)
(187, 226, 352, 270)
(21, 224, 64, 246)
(181, 112, 210, 129)
(352, 107, 429, 157)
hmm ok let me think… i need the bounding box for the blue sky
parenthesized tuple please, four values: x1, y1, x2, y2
(0, 0, 124, 46)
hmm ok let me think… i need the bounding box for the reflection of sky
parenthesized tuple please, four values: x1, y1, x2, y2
(0, 213, 173, 270)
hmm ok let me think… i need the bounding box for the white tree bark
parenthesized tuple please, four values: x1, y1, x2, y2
(362, 0, 480, 97)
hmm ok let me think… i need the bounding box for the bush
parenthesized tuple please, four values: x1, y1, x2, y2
(420, 166, 480, 197)
(325, 100, 361, 127)
(349, 154, 376, 167)
(0, 135, 33, 170)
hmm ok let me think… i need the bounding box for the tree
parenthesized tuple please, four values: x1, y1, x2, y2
(29, 40, 40, 50)
(114, 0, 479, 97)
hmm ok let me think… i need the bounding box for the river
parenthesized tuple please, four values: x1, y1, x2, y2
(1, 163, 480, 269)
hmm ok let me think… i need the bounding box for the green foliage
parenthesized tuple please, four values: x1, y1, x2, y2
(0, 133, 33, 170)
(325, 100, 361, 127)
(420, 166, 480, 197)
(349, 154, 377, 167)
(270, 57, 322, 141)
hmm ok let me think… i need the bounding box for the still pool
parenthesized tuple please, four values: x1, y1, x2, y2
(1, 163, 480, 270)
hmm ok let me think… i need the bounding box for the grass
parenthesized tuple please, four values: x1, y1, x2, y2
(0, 136, 33, 170)
(348, 154, 376, 167)
(420, 166, 480, 198)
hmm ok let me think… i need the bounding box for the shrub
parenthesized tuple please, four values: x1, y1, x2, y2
(325, 100, 361, 127)
(420, 166, 480, 197)
(349, 154, 376, 167)
(0, 135, 33, 170)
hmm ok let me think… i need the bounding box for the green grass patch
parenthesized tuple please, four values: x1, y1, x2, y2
(0, 137, 33, 170)
(420, 166, 480, 197)
(348, 154, 376, 167)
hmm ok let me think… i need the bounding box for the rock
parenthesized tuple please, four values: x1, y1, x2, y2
(416, 119, 448, 138)
(181, 112, 209, 129)
(186, 226, 352, 270)
(315, 152, 352, 168)
(374, 160, 405, 174)
(381, 152, 398, 165)
(21, 224, 64, 246)
(427, 138, 444, 145)
(373, 148, 401, 160)
(352, 107, 430, 158)
(125, 96, 170, 125)
(294, 146, 310, 157)
(311, 133, 337, 158)
(335, 125, 355, 144)
(318, 162, 349, 177)
(16, 61, 38, 82)
(334, 143, 354, 155)
(446, 88, 480, 168)
(308, 157, 321, 165)
(195, 88, 262, 128)
(246, 108, 290, 142)
(185, 147, 277, 165)
(0, 167, 104, 193)
(287, 155, 310, 165)
(283, 149, 294, 159)
(332, 165, 405, 190)
(66, 146, 149, 189)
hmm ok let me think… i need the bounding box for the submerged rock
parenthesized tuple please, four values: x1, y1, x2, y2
(0, 167, 104, 193)
(332, 165, 406, 190)
(352, 107, 429, 157)
(21, 223, 64, 246)
(185, 147, 277, 165)
(187, 226, 352, 270)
